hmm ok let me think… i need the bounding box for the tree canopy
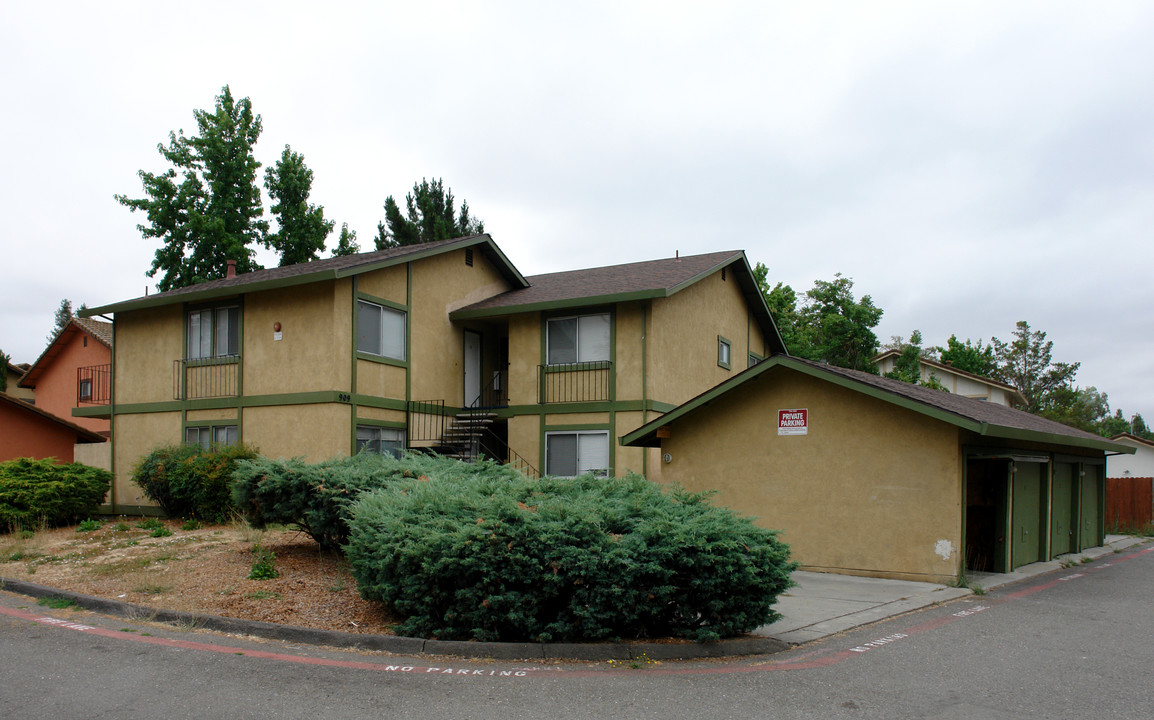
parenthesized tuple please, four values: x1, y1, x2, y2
(264, 145, 334, 266)
(937, 335, 997, 378)
(753, 265, 883, 373)
(117, 86, 267, 291)
(332, 223, 360, 257)
(118, 86, 350, 289)
(375, 178, 484, 249)
(990, 321, 1079, 414)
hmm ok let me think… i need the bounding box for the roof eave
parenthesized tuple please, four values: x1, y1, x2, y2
(450, 289, 668, 320)
(622, 355, 1116, 453)
(83, 235, 527, 317)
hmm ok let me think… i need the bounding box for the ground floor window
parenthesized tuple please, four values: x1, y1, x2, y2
(186, 425, 238, 450)
(357, 425, 406, 458)
(546, 430, 609, 477)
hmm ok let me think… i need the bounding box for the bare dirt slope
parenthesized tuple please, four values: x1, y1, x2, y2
(0, 519, 395, 633)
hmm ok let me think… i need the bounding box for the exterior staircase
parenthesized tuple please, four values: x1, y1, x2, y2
(441, 411, 497, 462)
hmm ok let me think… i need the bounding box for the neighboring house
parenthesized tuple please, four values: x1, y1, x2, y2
(623, 354, 1131, 584)
(1106, 433, 1154, 478)
(19, 317, 112, 437)
(0, 390, 106, 463)
(81, 235, 785, 513)
(3, 360, 35, 403)
(873, 350, 1024, 407)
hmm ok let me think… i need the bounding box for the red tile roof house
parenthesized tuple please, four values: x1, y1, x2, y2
(0, 389, 106, 463)
(16, 317, 112, 469)
(19, 317, 112, 437)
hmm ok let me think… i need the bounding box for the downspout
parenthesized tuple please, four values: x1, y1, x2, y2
(109, 316, 117, 512)
(641, 303, 648, 478)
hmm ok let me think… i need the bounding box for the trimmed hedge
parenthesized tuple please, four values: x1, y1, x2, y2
(0, 458, 112, 530)
(346, 471, 797, 643)
(132, 443, 258, 521)
(231, 453, 523, 551)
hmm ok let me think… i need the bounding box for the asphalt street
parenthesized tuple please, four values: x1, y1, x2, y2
(2, 541, 1151, 719)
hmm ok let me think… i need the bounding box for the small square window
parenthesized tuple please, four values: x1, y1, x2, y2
(718, 337, 732, 370)
(357, 300, 406, 360)
(356, 425, 406, 458)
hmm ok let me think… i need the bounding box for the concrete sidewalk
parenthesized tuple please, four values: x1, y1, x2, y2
(753, 534, 1148, 645)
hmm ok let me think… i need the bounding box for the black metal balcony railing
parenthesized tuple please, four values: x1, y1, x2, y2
(407, 399, 447, 448)
(76, 364, 111, 405)
(173, 357, 239, 400)
(469, 369, 509, 409)
(538, 361, 612, 404)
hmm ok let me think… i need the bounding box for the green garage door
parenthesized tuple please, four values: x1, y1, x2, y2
(1079, 463, 1103, 550)
(1050, 462, 1078, 558)
(1011, 462, 1047, 570)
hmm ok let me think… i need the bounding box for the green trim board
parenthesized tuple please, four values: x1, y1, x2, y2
(621, 354, 1132, 453)
(355, 290, 407, 313)
(353, 417, 407, 430)
(356, 352, 408, 369)
(83, 235, 525, 317)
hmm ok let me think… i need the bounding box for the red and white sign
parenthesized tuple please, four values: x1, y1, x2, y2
(777, 408, 808, 435)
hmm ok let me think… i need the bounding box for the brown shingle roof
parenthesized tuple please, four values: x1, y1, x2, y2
(800, 357, 1108, 443)
(623, 353, 1127, 452)
(83, 235, 526, 316)
(453, 251, 743, 314)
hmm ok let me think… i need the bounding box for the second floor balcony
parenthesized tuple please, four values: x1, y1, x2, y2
(173, 357, 239, 400)
(538, 361, 612, 404)
(76, 364, 111, 405)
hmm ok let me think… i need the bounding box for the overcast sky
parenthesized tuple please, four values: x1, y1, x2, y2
(2, 1, 1151, 418)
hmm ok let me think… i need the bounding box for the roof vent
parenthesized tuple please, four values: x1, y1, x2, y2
(226, 260, 237, 279)
(675, 250, 680, 262)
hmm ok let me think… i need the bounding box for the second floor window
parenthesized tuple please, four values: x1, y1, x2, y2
(547, 313, 610, 365)
(188, 306, 239, 359)
(357, 300, 406, 360)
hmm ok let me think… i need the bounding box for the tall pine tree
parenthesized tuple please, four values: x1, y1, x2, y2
(375, 178, 484, 249)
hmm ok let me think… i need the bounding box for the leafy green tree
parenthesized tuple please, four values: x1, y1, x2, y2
(117, 85, 267, 291)
(1132, 413, 1153, 439)
(751, 267, 883, 370)
(332, 223, 360, 257)
(752, 263, 803, 352)
(881, 330, 950, 391)
(796, 274, 883, 373)
(1038, 386, 1110, 433)
(375, 178, 484, 249)
(991, 321, 1079, 413)
(264, 145, 334, 266)
(1098, 409, 1132, 437)
(937, 335, 997, 378)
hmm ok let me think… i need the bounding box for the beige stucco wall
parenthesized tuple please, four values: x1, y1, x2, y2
(115, 305, 183, 405)
(111, 411, 182, 508)
(185, 408, 238, 422)
(508, 414, 541, 473)
(244, 279, 351, 396)
(656, 367, 964, 583)
(410, 249, 511, 405)
(243, 404, 352, 461)
(507, 314, 540, 406)
(73, 441, 111, 472)
(648, 266, 757, 407)
(357, 264, 408, 306)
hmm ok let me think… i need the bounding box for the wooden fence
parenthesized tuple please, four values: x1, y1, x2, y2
(1106, 476, 1153, 532)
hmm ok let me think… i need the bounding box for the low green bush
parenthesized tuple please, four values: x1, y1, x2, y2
(0, 458, 112, 531)
(232, 453, 521, 551)
(346, 472, 797, 643)
(131, 443, 258, 521)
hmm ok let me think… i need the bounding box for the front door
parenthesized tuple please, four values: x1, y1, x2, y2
(464, 330, 481, 408)
(1051, 462, 1077, 557)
